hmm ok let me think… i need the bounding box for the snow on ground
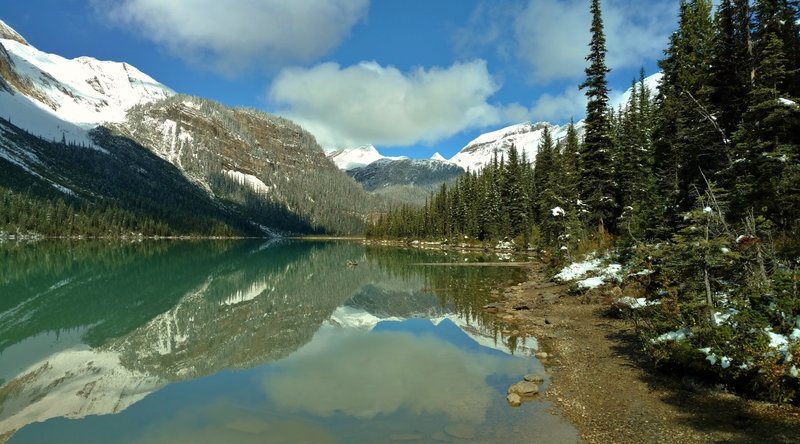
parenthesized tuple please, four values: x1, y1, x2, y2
(653, 328, 692, 343)
(611, 72, 663, 109)
(555, 256, 623, 290)
(616, 296, 660, 310)
(577, 276, 606, 290)
(0, 88, 99, 149)
(554, 257, 603, 282)
(430, 152, 450, 163)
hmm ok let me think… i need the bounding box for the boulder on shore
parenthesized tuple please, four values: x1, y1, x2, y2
(524, 374, 545, 384)
(508, 381, 540, 396)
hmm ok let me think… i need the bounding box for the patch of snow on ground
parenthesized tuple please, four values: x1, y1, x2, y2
(571, 262, 623, 289)
(713, 308, 739, 326)
(616, 297, 660, 309)
(766, 329, 790, 353)
(554, 257, 603, 282)
(701, 350, 733, 369)
(653, 328, 692, 343)
(577, 276, 605, 289)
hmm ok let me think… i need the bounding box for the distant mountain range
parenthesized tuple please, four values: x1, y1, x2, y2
(348, 158, 464, 192)
(328, 71, 662, 179)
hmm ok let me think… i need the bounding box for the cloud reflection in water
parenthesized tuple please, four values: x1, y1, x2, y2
(262, 324, 531, 422)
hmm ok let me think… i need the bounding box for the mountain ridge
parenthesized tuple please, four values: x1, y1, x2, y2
(0, 21, 379, 236)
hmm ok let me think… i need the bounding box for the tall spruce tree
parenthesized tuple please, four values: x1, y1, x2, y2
(754, 0, 800, 97)
(653, 0, 718, 224)
(733, 31, 800, 227)
(579, 0, 617, 234)
(561, 120, 581, 212)
(503, 144, 529, 240)
(710, 0, 752, 142)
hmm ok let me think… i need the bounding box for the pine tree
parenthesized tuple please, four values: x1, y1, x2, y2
(561, 121, 581, 212)
(653, 0, 718, 226)
(710, 0, 752, 142)
(502, 144, 529, 241)
(579, 0, 617, 234)
(733, 32, 800, 227)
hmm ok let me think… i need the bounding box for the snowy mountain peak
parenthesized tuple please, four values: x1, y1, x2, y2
(0, 20, 28, 46)
(0, 25, 174, 146)
(612, 72, 663, 109)
(327, 144, 406, 171)
(450, 121, 583, 173)
(430, 152, 448, 162)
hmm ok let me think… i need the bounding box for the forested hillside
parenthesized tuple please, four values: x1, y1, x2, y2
(370, 0, 800, 403)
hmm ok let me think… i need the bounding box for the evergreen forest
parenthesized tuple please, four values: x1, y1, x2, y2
(369, 0, 800, 403)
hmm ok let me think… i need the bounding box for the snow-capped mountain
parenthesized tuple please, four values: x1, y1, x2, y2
(612, 72, 663, 109)
(0, 20, 376, 235)
(447, 72, 661, 173)
(430, 152, 449, 162)
(327, 144, 406, 171)
(0, 19, 172, 142)
(449, 122, 583, 173)
(347, 158, 464, 192)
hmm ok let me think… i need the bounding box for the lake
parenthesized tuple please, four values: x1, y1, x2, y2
(0, 240, 579, 443)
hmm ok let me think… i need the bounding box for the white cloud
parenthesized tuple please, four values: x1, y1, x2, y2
(531, 86, 587, 122)
(268, 59, 523, 148)
(512, 0, 676, 82)
(92, 0, 369, 74)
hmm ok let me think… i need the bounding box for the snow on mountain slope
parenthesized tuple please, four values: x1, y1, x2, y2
(0, 19, 172, 142)
(0, 347, 163, 438)
(347, 157, 464, 191)
(612, 72, 663, 109)
(447, 73, 658, 173)
(450, 121, 583, 173)
(430, 152, 449, 162)
(0, 20, 28, 45)
(327, 144, 406, 170)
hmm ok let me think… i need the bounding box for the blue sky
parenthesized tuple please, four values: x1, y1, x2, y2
(2, 0, 679, 159)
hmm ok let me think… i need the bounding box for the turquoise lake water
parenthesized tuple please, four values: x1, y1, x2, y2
(0, 240, 578, 443)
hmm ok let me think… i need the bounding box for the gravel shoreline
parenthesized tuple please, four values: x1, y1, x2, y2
(490, 263, 800, 444)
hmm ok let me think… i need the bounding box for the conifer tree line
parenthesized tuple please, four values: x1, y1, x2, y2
(371, 0, 800, 403)
(368, 0, 800, 257)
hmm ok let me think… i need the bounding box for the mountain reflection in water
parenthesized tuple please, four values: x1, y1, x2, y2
(0, 240, 575, 444)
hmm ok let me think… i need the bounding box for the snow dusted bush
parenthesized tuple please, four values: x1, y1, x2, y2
(620, 199, 800, 403)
